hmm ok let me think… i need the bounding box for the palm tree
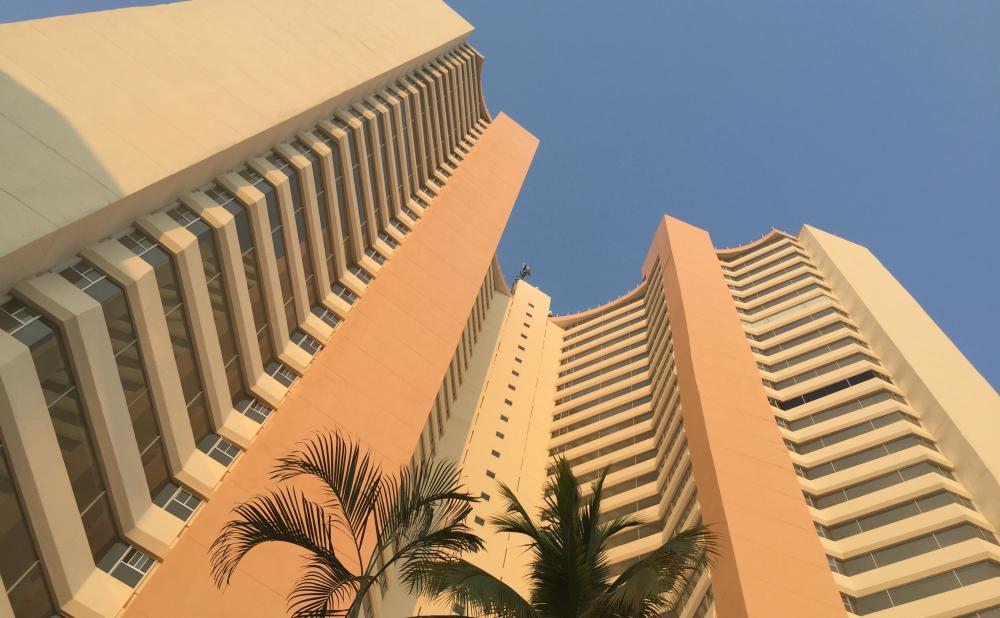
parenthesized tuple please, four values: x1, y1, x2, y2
(210, 431, 485, 618)
(409, 457, 717, 618)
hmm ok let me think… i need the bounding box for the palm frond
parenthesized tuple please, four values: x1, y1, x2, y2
(601, 525, 718, 615)
(373, 458, 480, 557)
(272, 431, 384, 562)
(407, 558, 535, 618)
(529, 457, 604, 617)
(489, 482, 541, 544)
(289, 563, 364, 618)
(209, 487, 354, 603)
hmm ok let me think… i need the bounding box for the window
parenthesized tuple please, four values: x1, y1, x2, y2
(511, 370, 519, 377)
(97, 543, 155, 587)
(528, 302, 535, 308)
(378, 231, 398, 248)
(526, 312, 533, 318)
(332, 283, 358, 304)
(481, 492, 491, 501)
(348, 263, 373, 284)
(520, 333, 528, 339)
(769, 370, 889, 411)
(496, 432, 505, 439)
(152, 483, 202, 521)
(500, 415, 509, 422)
(486, 470, 496, 479)
(198, 434, 241, 467)
(311, 305, 340, 329)
(267, 361, 299, 388)
(491, 450, 500, 458)
(827, 524, 997, 576)
(235, 397, 273, 424)
(0, 434, 57, 615)
(473, 516, 485, 526)
(514, 357, 523, 363)
(291, 330, 322, 355)
(523, 322, 530, 328)
(842, 561, 1000, 615)
(507, 384, 516, 391)
(504, 399, 513, 406)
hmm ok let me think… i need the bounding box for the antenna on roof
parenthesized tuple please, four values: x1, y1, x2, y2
(511, 263, 532, 292)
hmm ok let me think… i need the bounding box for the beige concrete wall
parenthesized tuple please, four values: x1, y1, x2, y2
(0, 0, 475, 293)
(799, 225, 1000, 532)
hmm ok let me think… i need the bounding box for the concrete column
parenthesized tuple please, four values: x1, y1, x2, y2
(275, 140, 337, 341)
(299, 130, 350, 317)
(405, 78, 434, 183)
(367, 96, 404, 224)
(309, 122, 350, 284)
(434, 61, 459, 152)
(395, 83, 426, 190)
(417, 71, 445, 167)
(379, 91, 412, 217)
(0, 586, 11, 618)
(180, 192, 286, 411)
(223, 168, 311, 374)
(336, 112, 380, 249)
(0, 333, 132, 617)
(448, 50, 471, 139)
(15, 274, 182, 558)
(355, 105, 392, 233)
(642, 216, 845, 618)
(296, 132, 336, 295)
(249, 156, 310, 326)
(83, 237, 226, 496)
(319, 120, 366, 267)
(445, 53, 470, 139)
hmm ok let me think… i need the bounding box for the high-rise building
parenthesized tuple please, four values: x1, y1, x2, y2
(0, 1, 537, 616)
(1, 2, 998, 618)
(395, 216, 1000, 618)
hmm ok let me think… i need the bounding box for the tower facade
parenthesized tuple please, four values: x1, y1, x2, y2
(0, 1, 537, 616)
(400, 216, 1000, 618)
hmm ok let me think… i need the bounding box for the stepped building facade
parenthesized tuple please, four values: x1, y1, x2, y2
(1, 1, 999, 618)
(395, 218, 1000, 618)
(0, 1, 537, 616)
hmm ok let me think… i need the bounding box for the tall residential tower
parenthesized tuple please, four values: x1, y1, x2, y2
(0, 1, 997, 618)
(0, 1, 536, 616)
(395, 217, 1000, 618)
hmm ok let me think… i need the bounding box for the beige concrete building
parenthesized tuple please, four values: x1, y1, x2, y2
(1, 2, 998, 618)
(0, 1, 539, 616)
(395, 217, 1000, 618)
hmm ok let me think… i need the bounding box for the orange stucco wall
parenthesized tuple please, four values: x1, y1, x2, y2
(643, 216, 845, 617)
(123, 114, 538, 617)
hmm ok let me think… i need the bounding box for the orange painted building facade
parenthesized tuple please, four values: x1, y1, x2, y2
(1, 2, 999, 618)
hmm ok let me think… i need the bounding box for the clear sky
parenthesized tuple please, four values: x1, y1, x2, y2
(4, 1, 998, 389)
(446, 0, 1000, 390)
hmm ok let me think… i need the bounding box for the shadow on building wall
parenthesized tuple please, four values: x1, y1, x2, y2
(0, 68, 123, 291)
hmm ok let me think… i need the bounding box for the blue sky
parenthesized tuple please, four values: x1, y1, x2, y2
(447, 1, 1000, 389)
(5, 1, 998, 389)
